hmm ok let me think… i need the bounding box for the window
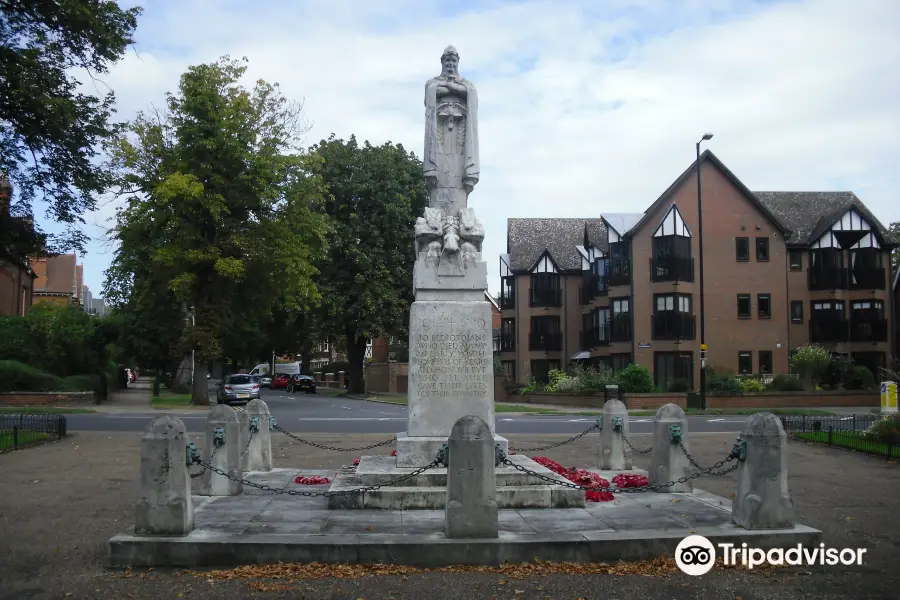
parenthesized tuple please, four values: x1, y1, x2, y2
(851, 300, 885, 318)
(789, 250, 802, 270)
(757, 294, 771, 319)
(500, 276, 515, 308)
(652, 294, 694, 340)
(500, 361, 515, 379)
(759, 351, 773, 374)
(755, 237, 770, 261)
(651, 235, 693, 282)
(737, 294, 751, 319)
(735, 237, 750, 261)
(612, 298, 630, 316)
(530, 272, 561, 306)
(655, 294, 691, 313)
(654, 352, 693, 391)
(609, 299, 630, 342)
(530, 360, 560, 384)
(530, 316, 561, 351)
(790, 300, 803, 323)
(738, 351, 752, 375)
(611, 354, 632, 371)
(499, 319, 515, 351)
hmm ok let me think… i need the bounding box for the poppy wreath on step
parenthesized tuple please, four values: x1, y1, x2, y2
(294, 475, 331, 485)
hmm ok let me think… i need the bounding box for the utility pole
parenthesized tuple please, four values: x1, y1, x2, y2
(696, 133, 714, 410)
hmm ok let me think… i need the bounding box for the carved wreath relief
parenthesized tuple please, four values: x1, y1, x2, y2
(414, 206, 484, 268)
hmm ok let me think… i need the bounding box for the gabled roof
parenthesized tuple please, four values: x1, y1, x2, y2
(484, 291, 500, 311)
(627, 150, 791, 239)
(601, 213, 643, 238)
(507, 218, 605, 271)
(754, 191, 897, 247)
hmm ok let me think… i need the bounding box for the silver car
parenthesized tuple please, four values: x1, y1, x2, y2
(216, 374, 261, 405)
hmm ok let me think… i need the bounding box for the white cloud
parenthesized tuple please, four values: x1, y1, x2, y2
(67, 0, 900, 297)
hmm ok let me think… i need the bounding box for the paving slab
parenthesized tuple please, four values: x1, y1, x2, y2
(108, 468, 822, 567)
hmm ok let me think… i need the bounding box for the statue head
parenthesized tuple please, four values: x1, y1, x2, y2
(441, 45, 459, 77)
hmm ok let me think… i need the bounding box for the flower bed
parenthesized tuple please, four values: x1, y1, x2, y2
(532, 457, 647, 501)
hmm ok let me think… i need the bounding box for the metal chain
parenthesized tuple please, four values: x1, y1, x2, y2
(273, 424, 396, 452)
(193, 457, 441, 497)
(679, 442, 739, 476)
(189, 445, 219, 479)
(501, 450, 738, 494)
(241, 429, 255, 456)
(623, 434, 653, 455)
(509, 424, 599, 453)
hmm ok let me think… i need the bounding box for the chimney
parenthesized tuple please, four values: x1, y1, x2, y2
(0, 173, 11, 217)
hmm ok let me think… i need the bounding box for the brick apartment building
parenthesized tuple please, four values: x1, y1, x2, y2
(497, 150, 897, 390)
(0, 174, 36, 316)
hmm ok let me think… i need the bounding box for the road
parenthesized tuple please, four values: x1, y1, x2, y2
(48, 385, 863, 436)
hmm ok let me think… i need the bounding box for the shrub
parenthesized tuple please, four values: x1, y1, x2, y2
(790, 345, 831, 388)
(667, 379, 690, 393)
(821, 356, 851, 390)
(521, 378, 541, 393)
(863, 414, 900, 445)
(544, 369, 569, 392)
(766, 373, 804, 392)
(614, 364, 653, 394)
(705, 368, 742, 394)
(0, 360, 97, 393)
(740, 377, 765, 393)
(577, 366, 616, 393)
(842, 365, 875, 391)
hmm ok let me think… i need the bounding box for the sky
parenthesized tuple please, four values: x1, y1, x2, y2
(40, 0, 900, 298)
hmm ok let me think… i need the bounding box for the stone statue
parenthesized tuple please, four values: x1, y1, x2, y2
(416, 45, 483, 270)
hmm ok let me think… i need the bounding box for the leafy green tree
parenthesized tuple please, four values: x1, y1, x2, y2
(790, 344, 832, 389)
(107, 56, 329, 404)
(309, 135, 427, 393)
(0, 0, 141, 260)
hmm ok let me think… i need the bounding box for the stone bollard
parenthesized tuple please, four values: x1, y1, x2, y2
(648, 403, 692, 493)
(599, 399, 631, 470)
(241, 399, 273, 472)
(445, 415, 499, 539)
(135, 415, 194, 535)
(198, 404, 242, 496)
(732, 412, 794, 529)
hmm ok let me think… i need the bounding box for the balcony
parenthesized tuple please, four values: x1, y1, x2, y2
(651, 311, 696, 341)
(650, 256, 694, 283)
(529, 287, 562, 307)
(498, 334, 516, 352)
(580, 323, 610, 350)
(809, 316, 849, 343)
(499, 290, 515, 310)
(608, 259, 630, 287)
(579, 273, 608, 305)
(807, 268, 847, 291)
(529, 332, 562, 352)
(609, 315, 632, 342)
(848, 267, 886, 290)
(849, 317, 888, 342)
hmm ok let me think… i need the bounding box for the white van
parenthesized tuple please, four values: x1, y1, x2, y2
(249, 362, 301, 377)
(249, 363, 270, 377)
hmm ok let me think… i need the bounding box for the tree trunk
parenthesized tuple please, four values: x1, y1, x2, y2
(172, 355, 192, 393)
(152, 364, 161, 397)
(300, 349, 312, 375)
(346, 331, 367, 394)
(191, 360, 210, 405)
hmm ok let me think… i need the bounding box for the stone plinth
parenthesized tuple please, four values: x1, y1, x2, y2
(732, 412, 795, 530)
(135, 415, 194, 536)
(198, 404, 242, 497)
(648, 403, 692, 493)
(241, 399, 272, 472)
(599, 399, 631, 471)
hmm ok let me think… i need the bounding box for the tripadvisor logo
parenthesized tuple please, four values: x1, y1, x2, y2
(675, 535, 867, 575)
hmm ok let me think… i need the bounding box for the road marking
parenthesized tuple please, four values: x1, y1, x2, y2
(707, 418, 725, 422)
(341, 406, 352, 411)
(632, 418, 652, 423)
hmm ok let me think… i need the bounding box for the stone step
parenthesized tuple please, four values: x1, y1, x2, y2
(326, 480, 585, 510)
(354, 455, 563, 488)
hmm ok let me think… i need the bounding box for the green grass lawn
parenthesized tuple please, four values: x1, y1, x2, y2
(151, 392, 193, 408)
(794, 431, 900, 458)
(0, 429, 51, 451)
(0, 407, 94, 414)
(613, 408, 835, 417)
(495, 404, 562, 414)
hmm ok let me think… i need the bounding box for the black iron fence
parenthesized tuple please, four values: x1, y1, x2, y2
(0, 413, 67, 451)
(780, 413, 898, 459)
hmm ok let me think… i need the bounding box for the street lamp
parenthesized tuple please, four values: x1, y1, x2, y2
(696, 133, 713, 410)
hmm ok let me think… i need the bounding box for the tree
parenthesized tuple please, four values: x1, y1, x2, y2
(309, 135, 427, 393)
(107, 56, 330, 404)
(0, 0, 142, 259)
(889, 221, 899, 272)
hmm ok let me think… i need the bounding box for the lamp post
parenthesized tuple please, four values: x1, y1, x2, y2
(696, 133, 713, 410)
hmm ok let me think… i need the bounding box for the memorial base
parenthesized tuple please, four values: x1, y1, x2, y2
(396, 432, 508, 468)
(327, 454, 585, 510)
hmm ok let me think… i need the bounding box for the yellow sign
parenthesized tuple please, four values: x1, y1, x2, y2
(881, 381, 898, 413)
(700, 344, 708, 351)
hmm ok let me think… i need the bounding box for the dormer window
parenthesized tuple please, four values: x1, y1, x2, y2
(651, 205, 693, 282)
(530, 253, 561, 307)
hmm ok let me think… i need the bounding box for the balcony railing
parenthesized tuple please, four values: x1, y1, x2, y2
(609, 315, 632, 342)
(580, 323, 610, 349)
(809, 316, 849, 342)
(651, 311, 696, 341)
(499, 291, 515, 309)
(650, 256, 695, 283)
(849, 317, 888, 342)
(498, 334, 516, 352)
(579, 273, 608, 304)
(848, 267, 886, 290)
(807, 268, 848, 290)
(529, 287, 562, 307)
(529, 332, 562, 352)
(608, 259, 630, 287)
